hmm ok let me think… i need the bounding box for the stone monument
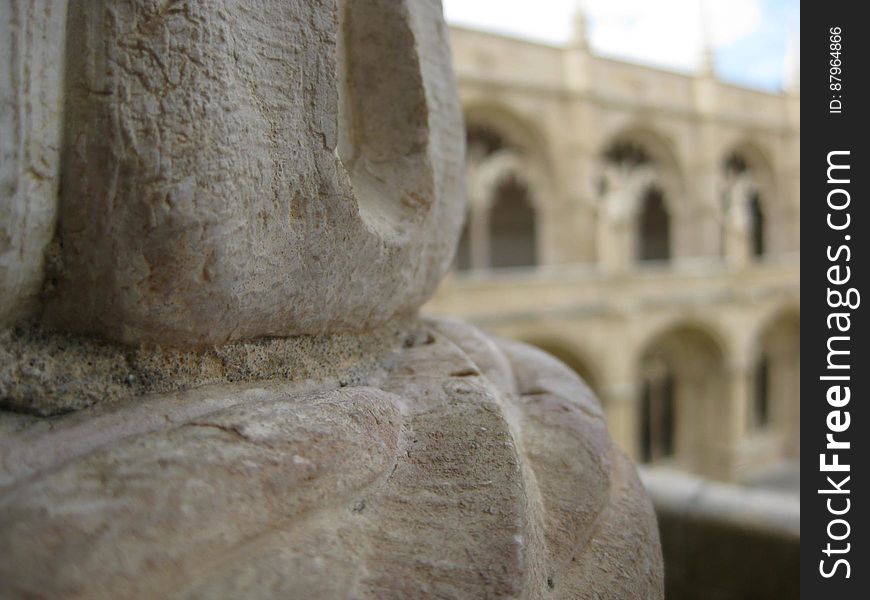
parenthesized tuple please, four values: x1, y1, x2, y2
(0, 1, 663, 597)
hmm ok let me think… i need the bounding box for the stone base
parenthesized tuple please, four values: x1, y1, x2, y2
(0, 318, 662, 599)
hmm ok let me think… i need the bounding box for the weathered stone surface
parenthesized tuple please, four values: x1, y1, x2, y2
(0, 316, 412, 416)
(46, 0, 465, 346)
(0, 1, 67, 326)
(0, 320, 663, 599)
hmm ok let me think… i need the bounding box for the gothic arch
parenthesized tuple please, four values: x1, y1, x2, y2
(597, 123, 686, 204)
(463, 102, 552, 170)
(720, 138, 778, 198)
(635, 321, 729, 472)
(463, 105, 555, 211)
(472, 150, 543, 211)
(454, 104, 556, 271)
(595, 124, 687, 266)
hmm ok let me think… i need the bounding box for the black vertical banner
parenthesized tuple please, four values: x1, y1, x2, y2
(802, 1, 868, 597)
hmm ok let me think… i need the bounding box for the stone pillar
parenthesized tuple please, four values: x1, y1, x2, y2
(597, 167, 637, 275)
(562, 11, 591, 95)
(691, 57, 722, 262)
(598, 216, 633, 275)
(724, 220, 751, 270)
(691, 165, 722, 259)
(723, 177, 755, 270)
(782, 352, 801, 458)
(714, 361, 752, 480)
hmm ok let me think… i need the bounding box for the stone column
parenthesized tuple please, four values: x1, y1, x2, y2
(598, 217, 633, 275)
(724, 223, 750, 270)
(782, 352, 801, 458)
(597, 169, 636, 275)
(713, 360, 752, 480)
(723, 177, 755, 270)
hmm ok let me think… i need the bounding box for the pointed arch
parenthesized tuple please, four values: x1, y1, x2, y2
(470, 150, 543, 269)
(457, 104, 555, 271)
(598, 123, 686, 205)
(597, 124, 686, 266)
(463, 102, 553, 170)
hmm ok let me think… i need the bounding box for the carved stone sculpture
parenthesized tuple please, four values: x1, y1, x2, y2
(0, 1, 664, 598)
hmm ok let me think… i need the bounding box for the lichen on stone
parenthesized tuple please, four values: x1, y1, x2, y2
(1, 317, 417, 417)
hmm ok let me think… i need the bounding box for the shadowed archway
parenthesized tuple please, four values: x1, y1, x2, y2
(637, 186, 671, 262)
(752, 310, 800, 456)
(489, 176, 538, 269)
(637, 323, 727, 472)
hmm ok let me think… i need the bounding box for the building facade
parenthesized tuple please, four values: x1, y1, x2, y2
(426, 20, 801, 483)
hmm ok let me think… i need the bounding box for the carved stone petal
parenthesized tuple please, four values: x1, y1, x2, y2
(49, 0, 465, 345)
(0, 320, 663, 599)
(0, 1, 67, 326)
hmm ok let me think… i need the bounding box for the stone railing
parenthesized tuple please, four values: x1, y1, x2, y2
(641, 468, 799, 600)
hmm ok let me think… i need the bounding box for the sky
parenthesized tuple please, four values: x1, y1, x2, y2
(442, 0, 799, 92)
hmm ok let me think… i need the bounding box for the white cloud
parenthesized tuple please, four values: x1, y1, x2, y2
(442, 0, 765, 72)
(585, 0, 763, 71)
(442, 0, 578, 44)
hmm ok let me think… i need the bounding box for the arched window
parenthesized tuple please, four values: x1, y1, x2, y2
(748, 192, 765, 258)
(489, 176, 537, 268)
(637, 187, 670, 262)
(464, 119, 544, 271)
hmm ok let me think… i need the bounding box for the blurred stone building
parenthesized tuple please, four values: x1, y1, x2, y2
(426, 15, 800, 484)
